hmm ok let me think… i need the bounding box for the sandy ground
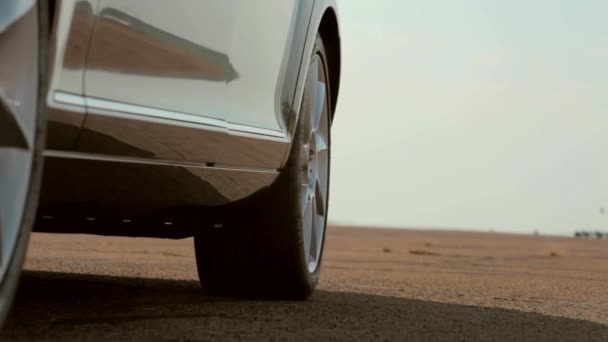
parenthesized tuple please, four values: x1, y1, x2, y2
(2, 226, 607, 341)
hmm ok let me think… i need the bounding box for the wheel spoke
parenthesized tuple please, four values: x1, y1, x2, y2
(300, 183, 310, 214)
(317, 147, 328, 183)
(0, 93, 29, 149)
(302, 194, 313, 262)
(309, 199, 318, 263)
(313, 81, 326, 131)
(314, 212, 325, 262)
(0, 150, 32, 269)
(315, 130, 328, 153)
(314, 177, 326, 217)
(309, 58, 320, 91)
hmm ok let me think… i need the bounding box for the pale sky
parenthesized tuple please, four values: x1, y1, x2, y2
(328, 0, 608, 235)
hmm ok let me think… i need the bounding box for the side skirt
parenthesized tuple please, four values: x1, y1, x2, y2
(35, 151, 279, 238)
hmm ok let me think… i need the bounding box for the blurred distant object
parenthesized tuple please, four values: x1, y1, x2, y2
(574, 231, 606, 239)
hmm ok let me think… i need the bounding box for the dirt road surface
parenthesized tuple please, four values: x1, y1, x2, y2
(2, 227, 607, 341)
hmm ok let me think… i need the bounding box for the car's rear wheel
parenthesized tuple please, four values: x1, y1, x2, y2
(194, 34, 332, 299)
(0, 1, 47, 326)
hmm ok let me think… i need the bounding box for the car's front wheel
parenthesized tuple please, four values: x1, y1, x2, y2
(194, 34, 332, 299)
(0, 1, 47, 326)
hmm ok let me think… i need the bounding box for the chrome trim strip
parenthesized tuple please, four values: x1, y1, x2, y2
(226, 122, 286, 137)
(53, 91, 86, 107)
(86, 95, 224, 129)
(43, 149, 280, 174)
(53, 90, 287, 139)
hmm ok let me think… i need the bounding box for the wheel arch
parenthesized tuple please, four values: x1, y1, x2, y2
(317, 6, 341, 123)
(268, 1, 343, 169)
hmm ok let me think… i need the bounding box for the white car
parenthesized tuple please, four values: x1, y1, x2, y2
(0, 0, 341, 323)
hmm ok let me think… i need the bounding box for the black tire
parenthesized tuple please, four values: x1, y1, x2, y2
(194, 34, 332, 299)
(0, 1, 48, 327)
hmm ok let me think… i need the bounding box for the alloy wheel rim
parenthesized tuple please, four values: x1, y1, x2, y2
(0, 6, 38, 283)
(300, 55, 329, 274)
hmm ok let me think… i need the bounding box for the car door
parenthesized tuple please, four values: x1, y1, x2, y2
(45, 0, 96, 151)
(77, 0, 308, 169)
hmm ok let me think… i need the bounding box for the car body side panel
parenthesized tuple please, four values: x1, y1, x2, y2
(68, 0, 300, 169)
(74, 113, 288, 168)
(86, 0, 296, 131)
(45, 0, 97, 150)
(36, 153, 278, 237)
(37, 0, 339, 235)
(39, 153, 278, 210)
